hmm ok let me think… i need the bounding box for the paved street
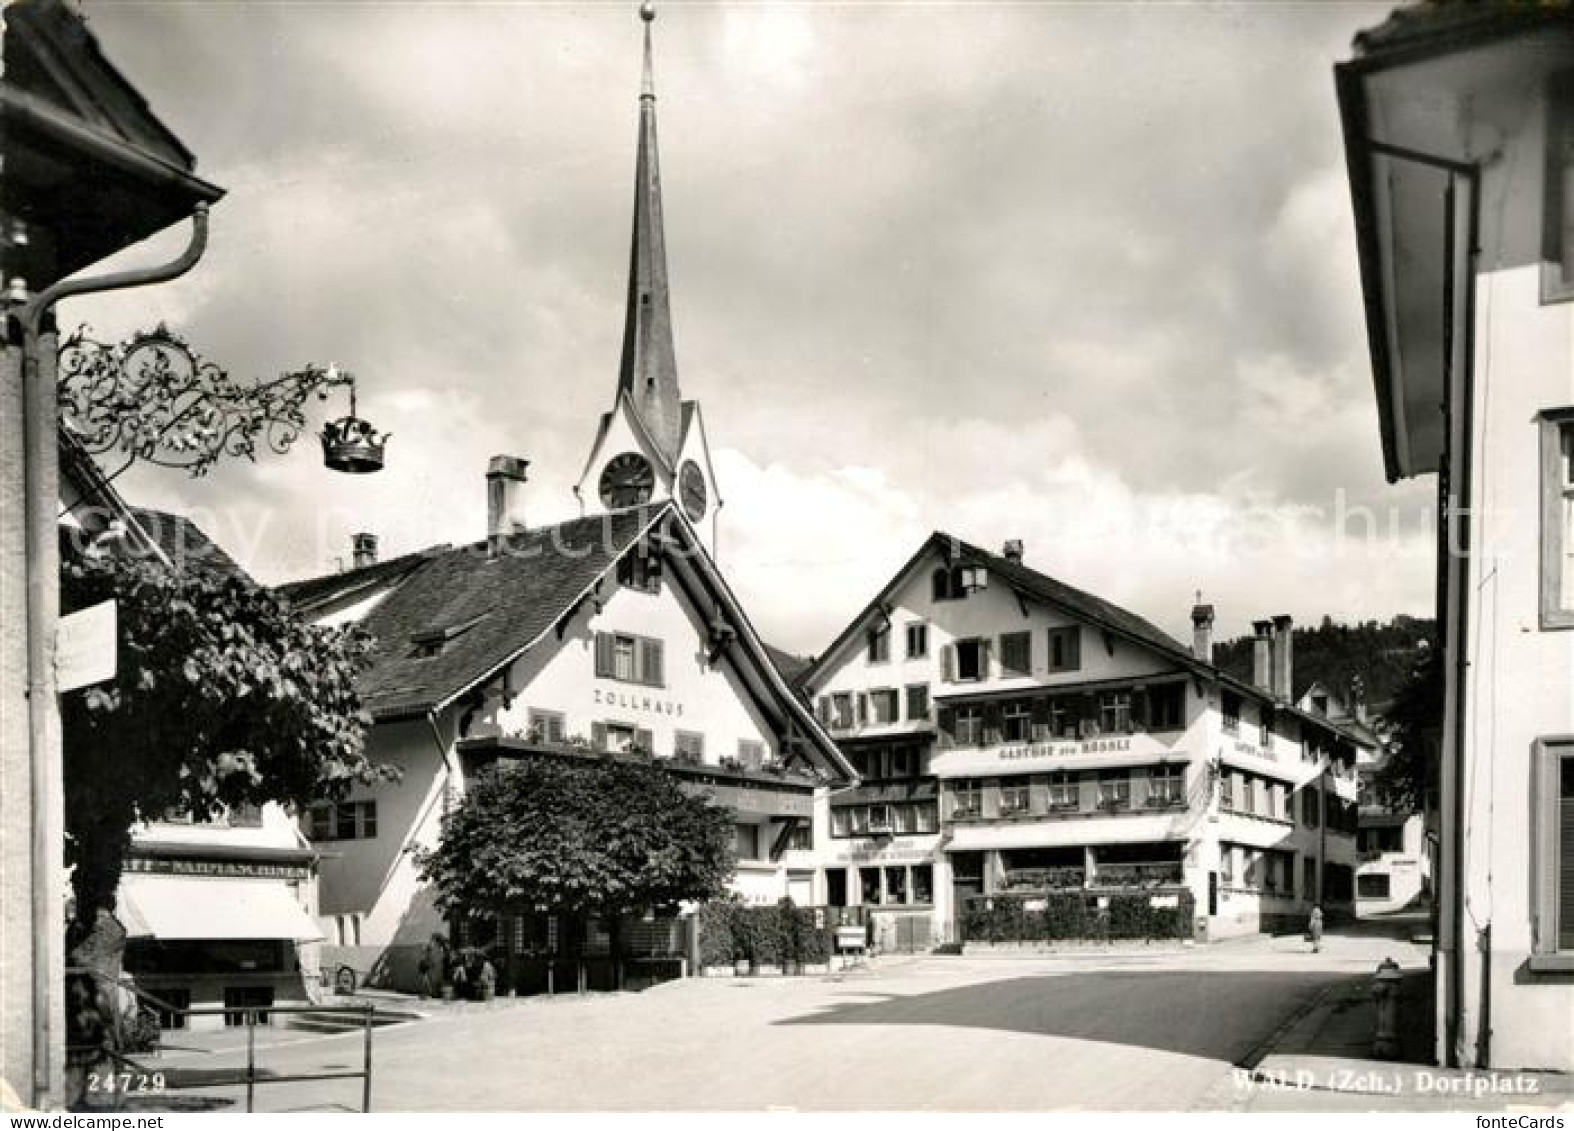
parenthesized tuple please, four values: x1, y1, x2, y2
(124, 932, 1431, 1112)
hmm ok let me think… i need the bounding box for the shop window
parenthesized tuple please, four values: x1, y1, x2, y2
(1539, 410, 1574, 628)
(867, 622, 891, 663)
(885, 866, 908, 904)
(155, 987, 191, 1030)
(528, 709, 566, 744)
(1533, 738, 1574, 960)
(860, 867, 882, 904)
(223, 986, 274, 1028)
(1047, 627, 1080, 672)
(826, 869, 848, 907)
(912, 865, 934, 905)
(1000, 631, 1032, 676)
(905, 683, 930, 723)
(999, 779, 1031, 816)
(1543, 73, 1574, 303)
(906, 623, 929, 659)
(593, 631, 664, 687)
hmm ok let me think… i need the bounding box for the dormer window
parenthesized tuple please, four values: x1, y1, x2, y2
(409, 614, 487, 659)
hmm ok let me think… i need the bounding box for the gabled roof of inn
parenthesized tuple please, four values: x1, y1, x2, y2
(801, 531, 1195, 693)
(800, 531, 1372, 755)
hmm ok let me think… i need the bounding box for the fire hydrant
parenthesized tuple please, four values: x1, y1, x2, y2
(1372, 957, 1402, 1059)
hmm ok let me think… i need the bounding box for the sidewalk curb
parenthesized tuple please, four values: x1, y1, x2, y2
(1239, 978, 1350, 1072)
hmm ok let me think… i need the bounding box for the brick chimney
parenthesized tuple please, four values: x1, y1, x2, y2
(486, 455, 530, 557)
(1271, 615, 1294, 700)
(1252, 620, 1274, 692)
(351, 532, 378, 569)
(1002, 539, 1024, 562)
(1190, 601, 1215, 663)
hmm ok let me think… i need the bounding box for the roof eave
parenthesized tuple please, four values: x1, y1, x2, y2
(1335, 59, 1407, 484)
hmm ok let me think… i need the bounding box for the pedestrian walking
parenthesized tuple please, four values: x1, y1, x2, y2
(1307, 905, 1324, 953)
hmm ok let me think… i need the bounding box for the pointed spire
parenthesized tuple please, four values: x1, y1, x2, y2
(617, 1, 683, 465)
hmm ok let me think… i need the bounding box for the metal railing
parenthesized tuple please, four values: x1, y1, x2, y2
(66, 966, 377, 1113)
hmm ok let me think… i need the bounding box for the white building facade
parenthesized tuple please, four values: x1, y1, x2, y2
(801, 536, 1365, 947)
(1337, 6, 1574, 1071)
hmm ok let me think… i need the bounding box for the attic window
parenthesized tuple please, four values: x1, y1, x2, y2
(408, 614, 487, 659)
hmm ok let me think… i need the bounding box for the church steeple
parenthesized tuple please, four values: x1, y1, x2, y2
(617, 1, 683, 466)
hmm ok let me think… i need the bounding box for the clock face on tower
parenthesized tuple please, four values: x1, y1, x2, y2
(599, 452, 655, 509)
(678, 460, 708, 522)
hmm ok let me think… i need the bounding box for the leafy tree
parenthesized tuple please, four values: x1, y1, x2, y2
(1373, 645, 1445, 814)
(417, 756, 735, 969)
(60, 551, 391, 941)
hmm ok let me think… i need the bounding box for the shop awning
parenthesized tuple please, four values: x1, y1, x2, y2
(119, 875, 324, 942)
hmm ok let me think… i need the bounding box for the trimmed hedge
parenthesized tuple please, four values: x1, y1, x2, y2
(698, 897, 834, 967)
(963, 889, 1194, 943)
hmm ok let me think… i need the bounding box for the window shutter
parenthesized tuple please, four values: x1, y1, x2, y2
(635, 727, 654, 753)
(591, 722, 608, 752)
(980, 639, 994, 679)
(817, 697, 830, 725)
(857, 693, 869, 724)
(937, 706, 956, 749)
(940, 644, 955, 683)
(641, 638, 664, 686)
(1066, 627, 1081, 670)
(594, 632, 613, 678)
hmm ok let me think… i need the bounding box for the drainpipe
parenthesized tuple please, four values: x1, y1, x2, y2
(12, 205, 210, 1107)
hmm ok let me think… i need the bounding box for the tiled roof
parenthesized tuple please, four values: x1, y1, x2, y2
(276, 546, 444, 611)
(762, 642, 812, 686)
(128, 507, 252, 585)
(1351, 1, 1570, 60)
(318, 508, 661, 721)
(946, 534, 1192, 663)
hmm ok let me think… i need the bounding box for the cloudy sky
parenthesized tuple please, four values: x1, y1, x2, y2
(69, 0, 1432, 656)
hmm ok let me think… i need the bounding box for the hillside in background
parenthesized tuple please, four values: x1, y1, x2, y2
(1214, 615, 1436, 710)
